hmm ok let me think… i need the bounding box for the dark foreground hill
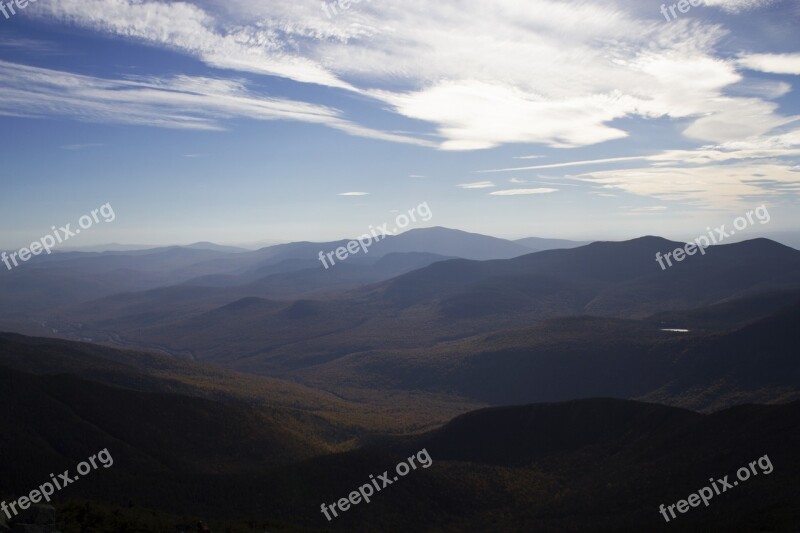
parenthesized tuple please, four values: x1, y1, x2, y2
(2, 353, 798, 532)
(388, 398, 800, 532)
(0, 332, 479, 438)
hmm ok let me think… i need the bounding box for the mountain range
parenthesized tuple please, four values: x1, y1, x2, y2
(1, 227, 798, 531)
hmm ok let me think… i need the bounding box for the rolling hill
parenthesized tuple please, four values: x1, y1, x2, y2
(292, 297, 800, 412)
(42, 237, 800, 375)
(2, 354, 797, 532)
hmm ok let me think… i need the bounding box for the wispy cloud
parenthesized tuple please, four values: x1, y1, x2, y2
(60, 143, 105, 150)
(25, 0, 795, 151)
(490, 188, 558, 196)
(480, 128, 800, 207)
(458, 181, 496, 189)
(479, 156, 650, 173)
(0, 38, 63, 54)
(534, 179, 581, 187)
(486, 130, 800, 173)
(338, 192, 370, 196)
(577, 161, 800, 208)
(620, 206, 668, 212)
(31, 0, 354, 90)
(0, 61, 432, 146)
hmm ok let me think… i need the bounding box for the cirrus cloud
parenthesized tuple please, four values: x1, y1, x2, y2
(490, 188, 558, 196)
(19, 0, 799, 152)
(458, 181, 496, 189)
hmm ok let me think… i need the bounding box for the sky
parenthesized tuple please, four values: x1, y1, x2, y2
(1, 0, 799, 248)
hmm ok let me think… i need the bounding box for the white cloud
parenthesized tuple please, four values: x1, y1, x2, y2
(738, 53, 800, 75)
(338, 192, 370, 196)
(576, 161, 800, 208)
(682, 98, 793, 142)
(620, 206, 668, 212)
(480, 156, 650, 173)
(0, 61, 431, 146)
(727, 79, 793, 99)
(31, 0, 354, 90)
(484, 128, 800, 207)
(22, 0, 799, 151)
(490, 188, 558, 196)
(373, 81, 630, 150)
(458, 181, 496, 189)
(483, 128, 800, 173)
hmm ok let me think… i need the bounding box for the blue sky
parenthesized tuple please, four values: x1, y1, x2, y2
(1, 0, 799, 248)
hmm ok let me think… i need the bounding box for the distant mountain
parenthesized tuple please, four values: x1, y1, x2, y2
(5, 235, 800, 390)
(368, 226, 530, 260)
(232, 227, 529, 280)
(712, 230, 800, 250)
(58, 242, 248, 253)
(182, 241, 249, 253)
(59, 242, 160, 252)
(40, 237, 800, 376)
(372, 252, 458, 276)
(769, 230, 800, 250)
(32, 251, 455, 337)
(0, 226, 527, 331)
(0, 227, 496, 317)
(514, 236, 590, 251)
(0, 246, 247, 317)
(378, 236, 800, 316)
